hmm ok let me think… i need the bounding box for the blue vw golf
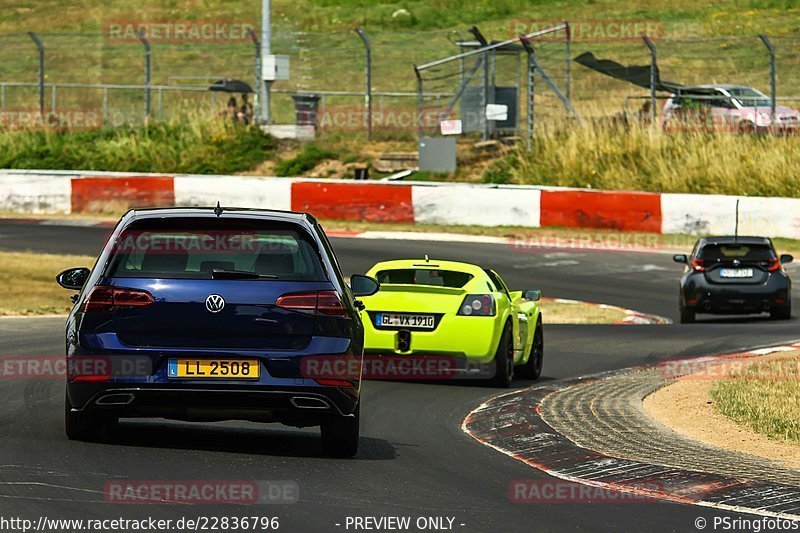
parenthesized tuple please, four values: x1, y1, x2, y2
(56, 206, 379, 457)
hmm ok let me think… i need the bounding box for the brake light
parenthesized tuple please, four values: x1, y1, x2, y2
(276, 290, 348, 318)
(458, 294, 496, 316)
(691, 259, 705, 272)
(315, 379, 356, 387)
(84, 286, 154, 311)
(767, 258, 781, 271)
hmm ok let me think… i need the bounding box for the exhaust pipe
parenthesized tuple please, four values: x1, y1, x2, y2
(290, 396, 330, 410)
(95, 393, 135, 406)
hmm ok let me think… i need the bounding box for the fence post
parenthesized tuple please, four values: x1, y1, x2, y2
(564, 21, 571, 103)
(519, 36, 535, 150)
(134, 29, 151, 119)
(414, 66, 423, 141)
(102, 87, 108, 125)
(642, 35, 656, 124)
(51, 84, 56, 112)
(759, 34, 776, 135)
(27, 32, 44, 115)
(247, 28, 261, 121)
(355, 28, 372, 139)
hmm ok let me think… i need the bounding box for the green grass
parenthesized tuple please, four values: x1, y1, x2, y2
(274, 143, 337, 176)
(0, 113, 276, 174)
(712, 356, 800, 444)
(0, 251, 95, 315)
(480, 123, 800, 197)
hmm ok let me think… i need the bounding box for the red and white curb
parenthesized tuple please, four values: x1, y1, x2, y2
(462, 341, 800, 520)
(4, 169, 800, 239)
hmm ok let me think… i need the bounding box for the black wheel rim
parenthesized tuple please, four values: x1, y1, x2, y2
(533, 326, 543, 372)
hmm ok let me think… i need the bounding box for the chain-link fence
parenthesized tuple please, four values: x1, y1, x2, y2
(0, 25, 798, 135)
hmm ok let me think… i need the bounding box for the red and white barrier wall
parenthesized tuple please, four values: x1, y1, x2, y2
(2, 169, 800, 238)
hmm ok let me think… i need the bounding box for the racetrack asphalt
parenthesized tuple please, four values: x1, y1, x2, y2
(2, 219, 799, 531)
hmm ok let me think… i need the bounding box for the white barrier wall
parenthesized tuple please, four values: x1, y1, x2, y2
(0, 173, 72, 214)
(661, 193, 800, 239)
(174, 176, 293, 211)
(411, 185, 541, 227)
(2, 168, 800, 240)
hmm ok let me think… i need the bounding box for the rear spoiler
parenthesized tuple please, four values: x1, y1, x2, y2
(377, 284, 467, 296)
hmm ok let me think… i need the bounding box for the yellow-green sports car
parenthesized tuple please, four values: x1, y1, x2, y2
(358, 258, 543, 387)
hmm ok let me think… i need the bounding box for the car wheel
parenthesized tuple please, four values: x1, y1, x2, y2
(679, 307, 695, 324)
(770, 303, 791, 320)
(516, 319, 543, 380)
(489, 324, 514, 388)
(320, 402, 360, 458)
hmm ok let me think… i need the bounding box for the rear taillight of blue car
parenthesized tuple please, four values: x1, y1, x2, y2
(276, 290, 348, 318)
(84, 286, 154, 312)
(457, 294, 495, 316)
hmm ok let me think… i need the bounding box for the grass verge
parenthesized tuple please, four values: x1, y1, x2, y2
(0, 113, 276, 174)
(483, 124, 800, 197)
(711, 356, 800, 445)
(539, 299, 627, 325)
(0, 251, 95, 316)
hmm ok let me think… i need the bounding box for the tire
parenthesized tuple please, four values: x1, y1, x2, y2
(516, 319, 543, 380)
(488, 324, 514, 388)
(320, 402, 360, 458)
(64, 387, 116, 441)
(679, 307, 695, 324)
(771, 303, 791, 320)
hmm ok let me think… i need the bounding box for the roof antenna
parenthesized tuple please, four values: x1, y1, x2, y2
(734, 198, 739, 242)
(425, 254, 430, 262)
(214, 201, 223, 217)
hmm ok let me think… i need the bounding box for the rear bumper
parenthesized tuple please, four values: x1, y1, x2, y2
(69, 384, 356, 427)
(362, 314, 501, 361)
(681, 274, 790, 314)
(66, 334, 361, 425)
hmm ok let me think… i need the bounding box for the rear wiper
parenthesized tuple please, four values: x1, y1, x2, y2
(211, 269, 277, 280)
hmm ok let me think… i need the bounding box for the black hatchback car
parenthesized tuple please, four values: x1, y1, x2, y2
(56, 207, 379, 457)
(673, 236, 793, 323)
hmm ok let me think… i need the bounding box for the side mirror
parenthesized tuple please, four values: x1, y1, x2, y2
(781, 254, 794, 264)
(523, 289, 541, 302)
(56, 267, 90, 290)
(350, 274, 380, 297)
(673, 254, 688, 264)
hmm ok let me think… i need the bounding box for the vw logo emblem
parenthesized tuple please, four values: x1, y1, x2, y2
(205, 294, 225, 313)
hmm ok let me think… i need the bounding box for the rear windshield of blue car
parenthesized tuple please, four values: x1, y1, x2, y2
(698, 244, 775, 262)
(104, 218, 327, 281)
(375, 269, 473, 288)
